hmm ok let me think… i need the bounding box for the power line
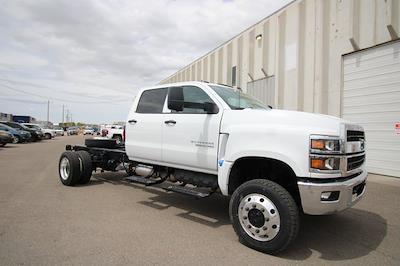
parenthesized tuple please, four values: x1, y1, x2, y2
(0, 83, 132, 104)
(0, 77, 134, 97)
(0, 97, 47, 104)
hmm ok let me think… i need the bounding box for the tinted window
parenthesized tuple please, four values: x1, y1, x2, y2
(137, 88, 167, 113)
(181, 86, 214, 114)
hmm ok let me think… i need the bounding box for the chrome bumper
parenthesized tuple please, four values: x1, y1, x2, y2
(297, 171, 367, 215)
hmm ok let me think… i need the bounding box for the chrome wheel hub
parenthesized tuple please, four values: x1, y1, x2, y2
(238, 193, 280, 241)
(60, 157, 70, 181)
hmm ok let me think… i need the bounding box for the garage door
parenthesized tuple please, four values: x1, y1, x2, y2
(342, 41, 400, 177)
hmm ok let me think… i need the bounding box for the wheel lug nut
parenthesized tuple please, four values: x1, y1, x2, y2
(245, 207, 249, 211)
(261, 208, 265, 212)
(263, 226, 267, 230)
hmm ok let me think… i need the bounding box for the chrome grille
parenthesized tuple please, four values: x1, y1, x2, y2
(347, 130, 365, 142)
(347, 154, 365, 171)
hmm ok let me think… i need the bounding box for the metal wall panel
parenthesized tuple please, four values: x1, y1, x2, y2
(343, 41, 400, 177)
(247, 76, 276, 107)
(160, 0, 399, 118)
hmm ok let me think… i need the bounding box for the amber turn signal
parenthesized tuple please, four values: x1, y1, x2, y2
(311, 139, 325, 149)
(311, 158, 325, 169)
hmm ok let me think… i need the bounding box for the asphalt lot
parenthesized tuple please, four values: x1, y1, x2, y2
(0, 135, 399, 265)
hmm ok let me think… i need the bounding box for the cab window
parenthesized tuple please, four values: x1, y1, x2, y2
(136, 88, 168, 113)
(180, 86, 214, 114)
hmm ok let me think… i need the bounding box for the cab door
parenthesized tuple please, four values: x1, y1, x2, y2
(125, 88, 167, 163)
(162, 85, 223, 173)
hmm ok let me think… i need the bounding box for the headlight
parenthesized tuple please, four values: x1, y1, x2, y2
(310, 157, 341, 171)
(310, 136, 341, 153)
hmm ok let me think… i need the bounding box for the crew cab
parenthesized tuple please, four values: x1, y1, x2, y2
(58, 81, 367, 254)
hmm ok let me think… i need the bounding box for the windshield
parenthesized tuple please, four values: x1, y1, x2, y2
(209, 85, 270, 110)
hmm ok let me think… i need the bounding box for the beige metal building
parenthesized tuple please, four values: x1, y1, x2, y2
(160, 0, 400, 177)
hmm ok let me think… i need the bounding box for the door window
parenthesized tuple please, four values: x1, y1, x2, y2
(136, 88, 168, 113)
(180, 86, 214, 114)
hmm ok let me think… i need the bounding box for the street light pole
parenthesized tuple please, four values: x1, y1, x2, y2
(47, 100, 50, 125)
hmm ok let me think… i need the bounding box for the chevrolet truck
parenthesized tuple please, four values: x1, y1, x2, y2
(58, 81, 367, 254)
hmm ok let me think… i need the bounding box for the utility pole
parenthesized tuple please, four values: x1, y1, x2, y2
(62, 105, 65, 124)
(47, 100, 50, 125)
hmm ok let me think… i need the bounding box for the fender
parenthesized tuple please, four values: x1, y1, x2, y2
(217, 150, 303, 196)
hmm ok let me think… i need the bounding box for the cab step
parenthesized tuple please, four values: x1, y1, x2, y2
(163, 184, 212, 198)
(125, 175, 163, 186)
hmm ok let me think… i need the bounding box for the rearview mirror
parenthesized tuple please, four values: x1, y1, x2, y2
(168, 87, 184, 112)
(203, 102, 219, 114)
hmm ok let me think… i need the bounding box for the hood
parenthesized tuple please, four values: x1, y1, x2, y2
(221, 109, 349, 136)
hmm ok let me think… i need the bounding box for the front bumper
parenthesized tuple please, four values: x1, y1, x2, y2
(297, 171, 367, 215)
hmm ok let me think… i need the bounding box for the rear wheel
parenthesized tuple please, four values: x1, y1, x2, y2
(76, 151, 93, 184)
(59, 151, 81, 186)
(229, 179, 299, 254)
(45, 133, 51, 139)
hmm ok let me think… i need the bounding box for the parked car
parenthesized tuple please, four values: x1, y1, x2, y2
(0, 121, 43, 141)
(0, 123, 31, 143)
(52, 125, 65, 136)
(83, 127, 95, 135)
(67, 127, 79, 135)
(22, 123, 55, 139)
(0, 130, 13, 147)
(58, 81, 367, 254)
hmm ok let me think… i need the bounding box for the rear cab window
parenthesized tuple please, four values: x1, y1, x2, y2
(136, 88, 168, 113)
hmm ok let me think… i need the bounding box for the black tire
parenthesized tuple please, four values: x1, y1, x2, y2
(13, 136, 20, 144)
(45, 133, 51, 139)
(76, 151, 93, 184)
(85, 138, 117, 149)
(112, 135, 123, 144)
(59, 151, 82, 186)
(229, 179, 299, 254)
(0, 143, 5, 147)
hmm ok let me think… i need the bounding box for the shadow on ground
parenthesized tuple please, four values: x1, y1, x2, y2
(89, 172, 387, 261)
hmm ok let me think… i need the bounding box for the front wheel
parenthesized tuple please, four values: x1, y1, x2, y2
(229, 179, 299, 254)
(12, 136, 20, 144)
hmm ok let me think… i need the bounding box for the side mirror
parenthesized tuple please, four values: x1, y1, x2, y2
(203, 102, 219, 114)
(168, 87, 184, 112)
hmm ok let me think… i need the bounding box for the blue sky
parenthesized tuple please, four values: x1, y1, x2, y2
(0, 0, 291, 124)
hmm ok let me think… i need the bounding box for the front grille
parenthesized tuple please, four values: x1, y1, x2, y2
(347, 130, 365, 142)
(347, 154, 365, 171)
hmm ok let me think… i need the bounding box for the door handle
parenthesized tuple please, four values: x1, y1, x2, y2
(164, 120, 176, 125)
(128, 119, 137, 124)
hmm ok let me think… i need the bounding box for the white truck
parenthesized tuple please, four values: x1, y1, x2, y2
(100, 124, 124, 144)
(58, 81, 367, 254)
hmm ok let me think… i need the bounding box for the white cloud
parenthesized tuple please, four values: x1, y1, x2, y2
(0, 0, 292, 123)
